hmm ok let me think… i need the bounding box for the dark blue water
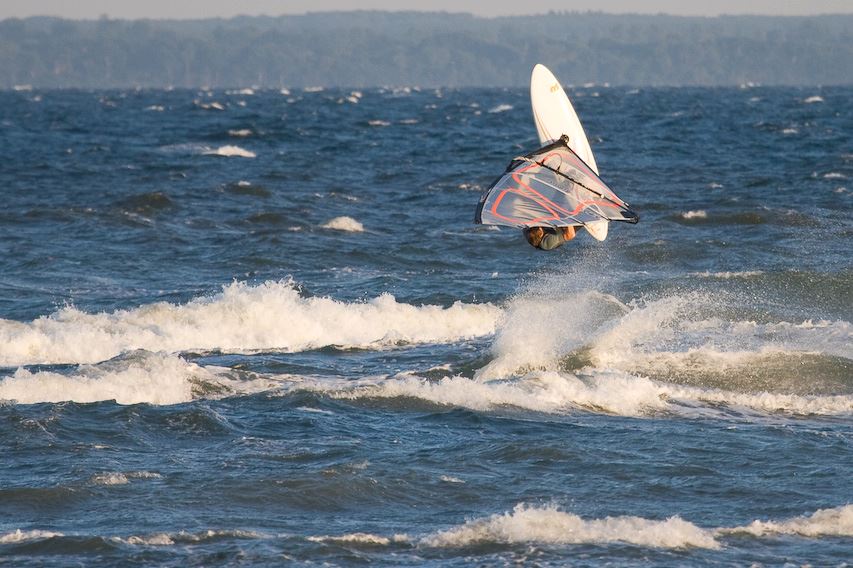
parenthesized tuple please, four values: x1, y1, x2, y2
(0, 85, 851, 566)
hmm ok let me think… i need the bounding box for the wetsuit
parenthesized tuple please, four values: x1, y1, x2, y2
(523, 227, 566, 251)
(537, 228, 566, 250)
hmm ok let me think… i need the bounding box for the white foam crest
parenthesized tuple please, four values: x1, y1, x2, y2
(121, 529, 264, 545)
(203, 145, 255, 158)
(124, 533, 175, 545)
(368, 120, 391, 127)
(0, 529, 63, 543)
(587, 297, 852, 370)
(440, 475, 465, 484)
(720, 505, 853, 538)
(228, 128, 253, 137)
(91, 471, 163, 485)
(823, 172, 846, 179)
(0, 280, 501, 366)
(0, 352, 229, 405)
(680, 210, 707, 219)
(422, 504, 718, 549)
(488, 104, 513, 113)
(307, 533, 408, 546)
(325, 367, 851, 418)
(193, 100, 225, 111)
(92, 472, 129, 485)
(661, 381, 853, 416)
(322, 216, 364, 232)
(802, 95, 824, 104)
(325, 370, 668, 417)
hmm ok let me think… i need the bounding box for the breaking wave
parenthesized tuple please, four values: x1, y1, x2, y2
(0, 280, 501, 367)
(0, 351, 265, 405)
(305, 504, 852, 551)
(320, 369, 852, 418)
(422, 504, 719, 549)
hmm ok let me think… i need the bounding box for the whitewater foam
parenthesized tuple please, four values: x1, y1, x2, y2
(322, 368, 851, 418)
(0, 529, 63, 544)
(307, 533, 407, 546)
(720, 504, 853, 538)
(0, 352, 237, 405)
(91, 471, 163, 485)
(322, 216, 364, 232)
(228, 128, 253, 137)
(422, 504, 719, 549)
(0, 280, 501, 367)
(488, 104, 513, 113)
(203, 145, 256, 158)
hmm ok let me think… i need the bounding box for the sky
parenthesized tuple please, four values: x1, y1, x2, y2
(2, 0, 853, 19)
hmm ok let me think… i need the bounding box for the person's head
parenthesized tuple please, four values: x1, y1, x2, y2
(524, 226, 545, 247)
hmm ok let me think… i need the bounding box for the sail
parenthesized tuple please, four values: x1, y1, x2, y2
(475, 136, 638, 229)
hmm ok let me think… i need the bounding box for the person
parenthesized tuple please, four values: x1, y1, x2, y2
(522, 225, 576, 250)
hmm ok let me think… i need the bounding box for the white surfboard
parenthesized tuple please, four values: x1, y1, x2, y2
(530, 64, 609, 241)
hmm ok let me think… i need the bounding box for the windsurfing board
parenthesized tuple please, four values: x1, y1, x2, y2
(530, 64, 609, 241)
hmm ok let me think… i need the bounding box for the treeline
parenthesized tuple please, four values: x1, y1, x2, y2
(1, 11, 851, 87)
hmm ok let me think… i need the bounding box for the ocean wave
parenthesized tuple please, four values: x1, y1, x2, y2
(0, 280, 501, 366)
(422, 504, 718, 549)
(322, 216, 364, 232)
(320, 369, 852, 418)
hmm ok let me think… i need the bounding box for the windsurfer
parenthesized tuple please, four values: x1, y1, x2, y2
(523, 225, 576, 250)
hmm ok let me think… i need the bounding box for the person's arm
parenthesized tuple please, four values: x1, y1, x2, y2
(561, 226, 576, 241)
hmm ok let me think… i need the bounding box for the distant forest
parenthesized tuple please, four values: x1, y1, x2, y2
(1, 12, 852, 87)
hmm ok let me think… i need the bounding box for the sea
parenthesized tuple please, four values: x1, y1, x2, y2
(0, 84, 850, 566)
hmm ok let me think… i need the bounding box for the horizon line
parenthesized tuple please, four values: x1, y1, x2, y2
(5, 9, 853, 22)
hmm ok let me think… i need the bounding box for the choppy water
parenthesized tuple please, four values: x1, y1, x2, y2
(0, 85, 851, 566)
